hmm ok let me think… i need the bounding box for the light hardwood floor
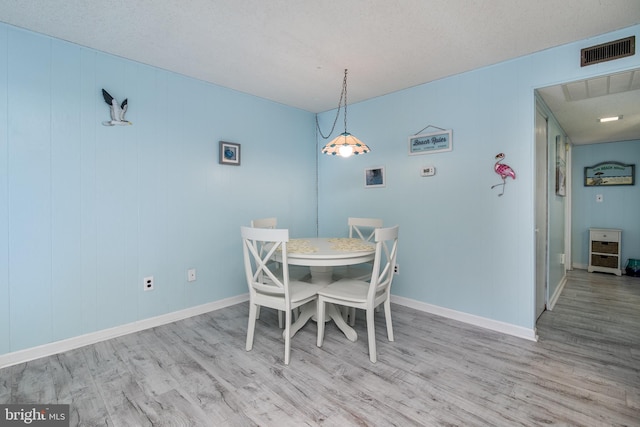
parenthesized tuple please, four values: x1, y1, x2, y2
(1, 269, 639, 426)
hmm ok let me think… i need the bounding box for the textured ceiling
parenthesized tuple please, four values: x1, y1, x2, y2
(538, 69, 640, 145)
(0, 0, 639, 144)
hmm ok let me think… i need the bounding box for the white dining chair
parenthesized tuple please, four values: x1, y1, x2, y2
(348, 217, 384, 242)
(242, 226, 325, 365)
(251, 217, 277, 229)
(316, 225, 399, 363)
(251, 217, 309, 279)
(334, 217, 383, 325)
(250, 217, 308, 327)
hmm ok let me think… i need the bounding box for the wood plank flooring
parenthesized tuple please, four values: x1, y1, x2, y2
(1, 269, 639, 426)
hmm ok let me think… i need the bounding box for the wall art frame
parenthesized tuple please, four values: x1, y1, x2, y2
(584, 161, 635, 186)
(219, 141, 241, 166)
(555, 135, 566, 196)
(409, 129, 452, 155)
(364, 166, 385, 188)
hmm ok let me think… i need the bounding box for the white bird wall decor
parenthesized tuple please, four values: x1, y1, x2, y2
(101, 89, 132, 126)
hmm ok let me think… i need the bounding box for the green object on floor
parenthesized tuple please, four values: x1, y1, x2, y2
(625, 258, 640, 277)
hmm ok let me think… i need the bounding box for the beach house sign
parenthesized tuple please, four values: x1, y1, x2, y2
(409, 129, 452, 155)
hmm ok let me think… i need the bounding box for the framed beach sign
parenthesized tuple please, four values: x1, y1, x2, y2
(584, 161, 635, 186)
(409, 129, 452, 155)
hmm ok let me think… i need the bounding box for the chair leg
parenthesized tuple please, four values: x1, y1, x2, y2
(278, 310, 284, 328)
(284, 307, 292, 365)
(316, 299, 326, 347)
(384, 299, 394, 342)
(256, 305, 261, 319)
(246, 303, 258, 351)
(366, 308, 377, 363)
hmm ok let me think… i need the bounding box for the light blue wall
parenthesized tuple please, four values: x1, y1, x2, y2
(2, 21, 639, 357)
(571, 140, 640, 269)
(0, 24, 318, 356)
(317, 25, 640, 330)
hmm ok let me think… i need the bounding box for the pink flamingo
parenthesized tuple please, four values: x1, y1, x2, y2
(491, 153, 516, 196)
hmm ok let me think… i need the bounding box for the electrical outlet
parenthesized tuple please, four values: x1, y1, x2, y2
(394, 264, 399, 275)
(143, 276, 154, 291)
(187, 268, 196, 282)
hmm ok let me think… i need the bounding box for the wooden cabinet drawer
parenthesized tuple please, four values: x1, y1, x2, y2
(590, 230, 619, 242)
(592, 241, 619, 254)
(591, 254, 619, 268)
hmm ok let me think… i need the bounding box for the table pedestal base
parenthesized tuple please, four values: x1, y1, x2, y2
(309, 266, 333, 284)
(286, 300, 357, 342)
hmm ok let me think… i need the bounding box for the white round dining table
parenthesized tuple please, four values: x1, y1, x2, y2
(282, 237, 375, 342)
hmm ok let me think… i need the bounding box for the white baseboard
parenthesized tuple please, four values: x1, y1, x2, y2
(390, 295, 538, 341)
(1, 292, 538, 368)
(0, 294, 249, 369)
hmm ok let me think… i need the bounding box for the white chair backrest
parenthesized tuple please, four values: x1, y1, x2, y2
(241, 226, 290, 299)
(251, 217, 277, 229)
(368, 225, 399, 301)
(348, 217, 383, 242)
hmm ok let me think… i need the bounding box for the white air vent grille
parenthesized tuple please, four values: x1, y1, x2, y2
(581, 36, 635, 67)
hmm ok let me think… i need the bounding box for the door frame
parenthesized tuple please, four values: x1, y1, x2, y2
(535, 106, 549, 320)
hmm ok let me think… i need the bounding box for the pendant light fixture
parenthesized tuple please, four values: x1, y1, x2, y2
(317, 69, 370, 158)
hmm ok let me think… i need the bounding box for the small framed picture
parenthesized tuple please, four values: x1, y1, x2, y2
(219, 141, 241, 166)
(364, 166, 385, 188)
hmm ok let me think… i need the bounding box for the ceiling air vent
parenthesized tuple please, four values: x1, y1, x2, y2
(581, 36, 635, 67)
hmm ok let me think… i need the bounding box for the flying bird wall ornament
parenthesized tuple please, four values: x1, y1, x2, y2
(491, 152, 516, 196)
(101, 89, 132, 126)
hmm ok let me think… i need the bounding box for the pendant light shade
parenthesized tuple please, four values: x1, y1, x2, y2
(321, 132, 370, 157)
(317, 69, 370, 158)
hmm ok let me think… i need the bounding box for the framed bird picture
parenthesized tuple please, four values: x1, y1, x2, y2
(219, 141, 241, 166)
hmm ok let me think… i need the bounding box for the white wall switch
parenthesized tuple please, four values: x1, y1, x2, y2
(596, 194, 603, 202)
(187, 268, 196, 282)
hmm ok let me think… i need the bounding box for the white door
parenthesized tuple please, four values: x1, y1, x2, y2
(535, 108, 548, 320)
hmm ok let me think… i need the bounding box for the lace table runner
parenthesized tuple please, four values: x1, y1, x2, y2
(285, 238, 373, 253)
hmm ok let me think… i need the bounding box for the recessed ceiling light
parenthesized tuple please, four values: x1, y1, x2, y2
(598, 115, 623, 122)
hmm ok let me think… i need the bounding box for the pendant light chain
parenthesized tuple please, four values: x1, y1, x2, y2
(316, 69, 348, 140)
(343, 69, 348, 134)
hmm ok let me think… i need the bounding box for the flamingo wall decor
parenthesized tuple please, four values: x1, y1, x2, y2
(491, 152, 516, 196)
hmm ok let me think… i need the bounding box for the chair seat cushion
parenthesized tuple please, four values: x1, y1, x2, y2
(317, 279, 369, 303)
